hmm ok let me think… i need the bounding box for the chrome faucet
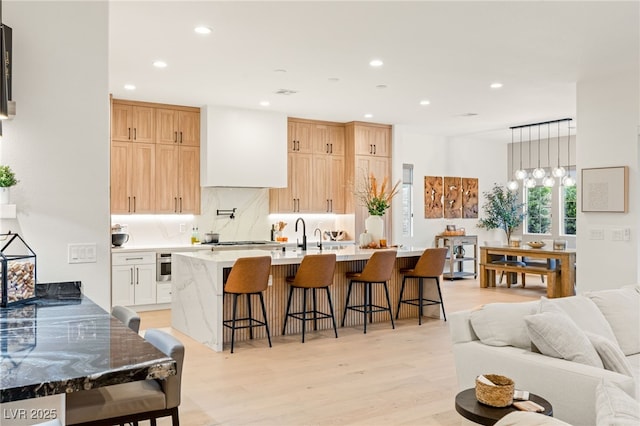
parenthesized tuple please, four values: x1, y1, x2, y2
(314, 228, 323, 251)
(295, 217, 307, 251)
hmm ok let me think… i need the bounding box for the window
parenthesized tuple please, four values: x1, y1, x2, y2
(562, 171, 577, 235)
(525, 185, 552, 234)
(401, 164, 413, 237)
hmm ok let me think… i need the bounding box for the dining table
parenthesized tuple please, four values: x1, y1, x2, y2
(479, 245, 577, 298)
(0, 282, 176, 425)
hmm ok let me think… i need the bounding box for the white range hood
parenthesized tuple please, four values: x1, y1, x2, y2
(201, 105, 287, 188)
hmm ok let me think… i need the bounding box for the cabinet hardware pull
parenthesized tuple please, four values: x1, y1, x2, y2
(174, 197, 178, 213)
(180, 132, 183, 143)
(373, 144, 376, 155)
(326, 199, 329, 212)
(136, 267, 139, 285)
(326, 143, 329, 153)
(174, 131, 178, 143)
(126, 257, 144, 261)
(330, 143, 333, 154)
(134, 128, 137, 140)
(133, 196, 136, 212)
(128, 196, 131, 213)
(128, 128, 131, 140)
(130, 268, 134, 285)
(330, 199, 333, 212)
(370, 144, 373, 154)
(179, 197, 183, 212)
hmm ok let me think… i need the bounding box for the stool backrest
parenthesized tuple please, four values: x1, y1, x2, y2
(111, 305, 141, 333)
(225, 256, 272, 293)
(412, 247, 448, 277)
(358, 250, 397, 282)
(144, 329, 185, 409)
(293, 253, 337, 288)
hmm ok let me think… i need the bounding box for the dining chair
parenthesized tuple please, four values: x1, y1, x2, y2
(66, 328, 185, 426)
(111, 305, 141, 333)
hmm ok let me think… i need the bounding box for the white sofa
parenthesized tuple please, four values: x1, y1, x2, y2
(449, 285, 640, 425)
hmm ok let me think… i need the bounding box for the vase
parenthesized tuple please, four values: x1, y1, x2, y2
(365, 215, 384, 244)
(0, 187, 10, 205)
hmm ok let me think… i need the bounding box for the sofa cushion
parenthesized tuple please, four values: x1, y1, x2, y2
(586, 285, 640, 356)
(524, 311, 603, 368)
(469, 301, 539, 350)
(494, 411, 571, 426)
(596, 380, 640, 426)
(539, 296, 618, 344)
(586, 332, 633, 376)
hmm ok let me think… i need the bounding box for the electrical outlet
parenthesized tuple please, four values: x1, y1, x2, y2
(612, 229, 624, 241)
(68, 243, 97, 264)
(179, 223, 186, 233)
(624, 228, 631, 241)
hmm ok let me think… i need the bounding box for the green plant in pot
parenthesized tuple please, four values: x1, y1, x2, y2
(477, 184, 526, 244)
(0, 165, 18, 204)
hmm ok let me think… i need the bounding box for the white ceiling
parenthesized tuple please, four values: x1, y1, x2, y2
(109, 1, 639, 142)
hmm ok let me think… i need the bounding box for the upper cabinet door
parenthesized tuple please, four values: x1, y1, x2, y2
(156, 108, 179, 145)
(132, 106, 155, 143)
(288, 120, 313, 153)
(329, 125, 345, 156)
(111, 103, 133, 142)
(178, 111, 200, 146)
(312, 124, 331, 154)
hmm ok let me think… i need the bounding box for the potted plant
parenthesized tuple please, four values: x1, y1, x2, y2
(0, 165, 18, 204)
(356, 172, 400, 243)
(477, 184, 526, 244)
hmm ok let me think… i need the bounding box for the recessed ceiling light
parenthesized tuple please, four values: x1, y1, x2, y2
(328, 77, 340, 82)
(124, 84, 136, 91)
(153, 60, 167, 68)
(364, 113, 373, 119)
(420, 100, 430, 106)
(490, 82, 503, 89)
(274, 69, 287, 73)
(259, 101, 270, 107)
(369, 59, 383, 67)
(194, 26, 212, 35)
(376, 84, 387, 89)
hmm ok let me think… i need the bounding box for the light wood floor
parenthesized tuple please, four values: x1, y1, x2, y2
(140, 276, 546, 425)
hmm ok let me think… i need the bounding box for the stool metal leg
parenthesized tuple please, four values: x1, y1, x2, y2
(302, 288, 307, 343)
(282, 285, 294, 335)
(396, 276, 407, 319)
(258, 292, 272, 347)
(368, 282, 373, 324)
(341, 281, 354, 327)
(231, 293, 239, 354)
(418, 277, 423, 326)
(312, 288, 318, 331)
(435, 277, 446, 321)
(383, 282, 395, 329)
(363, 282, 369, 334)
(247, 294, 253, 340)
(326, 287, 338, 338)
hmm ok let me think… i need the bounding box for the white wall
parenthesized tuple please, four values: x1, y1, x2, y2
(576, 69, 640, 291)
(392, 125, 507, 249)
(2, 2, 110, 308)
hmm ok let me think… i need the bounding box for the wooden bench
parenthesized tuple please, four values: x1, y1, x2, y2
(480, 262, 560, 298)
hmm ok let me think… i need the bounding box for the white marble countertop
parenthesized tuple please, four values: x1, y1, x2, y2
(111, 240, 356, 253)
(173, 245, 427, 267)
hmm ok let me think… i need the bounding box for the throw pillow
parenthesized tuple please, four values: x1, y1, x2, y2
(586, 285, 640, 355)
(586, 332, 633, 376)
(539, 296, 618, 344)
(596, 380, 640, 426)
(469, 301, 539, 350)
(524, 311, 603, 368)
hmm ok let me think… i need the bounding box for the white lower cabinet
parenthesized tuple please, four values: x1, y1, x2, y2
(156, 282, 172, 304)
(112, 252, 157, 306)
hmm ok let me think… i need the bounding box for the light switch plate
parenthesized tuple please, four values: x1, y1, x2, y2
(589, 228, 604, 240)
(68, 243, 97, 264)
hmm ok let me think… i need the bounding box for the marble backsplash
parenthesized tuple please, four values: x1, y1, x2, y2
(112, 188, 354, 247)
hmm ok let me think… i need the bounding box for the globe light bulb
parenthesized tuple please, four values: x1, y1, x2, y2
(507, 180, 519, 191)
(552, 166, 566, 178)
(514, 169, 527, 180)
(543, 175, 555, 187)
(525, 176, 537, 188)
(532, 167, 546, 179)
(562, 175, 576, 187)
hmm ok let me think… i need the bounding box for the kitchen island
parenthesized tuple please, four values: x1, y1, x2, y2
(171, 246, 436, 351)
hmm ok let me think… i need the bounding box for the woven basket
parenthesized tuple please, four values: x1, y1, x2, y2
(441, 230, 465, 236)
(475, 374, 514, 407)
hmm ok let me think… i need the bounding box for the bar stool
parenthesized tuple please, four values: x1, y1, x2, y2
(223, 256, 272, 353)
(396, 247, 448, 324)
(282, 253, 338, 343)
(342, 250, 397, 334)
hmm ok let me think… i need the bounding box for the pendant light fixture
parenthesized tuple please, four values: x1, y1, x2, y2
(524, 127, 537, 188)
(542, 123, 556, 187)
(532, 125, 546, 180)
(507, 128, 519, 191)
(514, 128, 527, 180)
(552, 120, 566, 178)
(562, 120, 576, 187)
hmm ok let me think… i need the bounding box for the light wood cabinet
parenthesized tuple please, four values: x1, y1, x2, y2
(310, 124, 345, 213)
(110, 141, 155, 214)
(111, 98, 200, 214)
(354, 124, 391, 157)
(111, 102, 155, 143)
(288, 120, 313, 153)
(271, 152, 313, 212)
(156, 108, 200, 146)
(155, 144, 200, 214)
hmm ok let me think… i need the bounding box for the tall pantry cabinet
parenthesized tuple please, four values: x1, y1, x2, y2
(110, 99, 201, 214)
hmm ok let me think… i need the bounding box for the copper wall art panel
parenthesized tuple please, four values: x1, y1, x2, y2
(461, 177, 479, 218)
(444, 176, 462, 218)
(424, 176, 443, 218)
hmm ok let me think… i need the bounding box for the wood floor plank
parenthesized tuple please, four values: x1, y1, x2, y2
(140, 276, 546, 425)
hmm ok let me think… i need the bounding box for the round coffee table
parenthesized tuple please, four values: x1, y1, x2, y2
(455, 388, 553, 425)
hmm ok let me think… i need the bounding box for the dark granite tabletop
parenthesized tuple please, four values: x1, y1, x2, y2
(0, 282, 176, 403)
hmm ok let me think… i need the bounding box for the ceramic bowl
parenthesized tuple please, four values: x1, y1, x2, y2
(527, 241, 546, 249)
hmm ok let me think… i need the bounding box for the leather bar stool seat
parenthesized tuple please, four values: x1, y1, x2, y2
(396, 248, 448, 324)
(283, 253, 338, 343)
(223, 256, 272, 353)
(342, 250, 397, 334)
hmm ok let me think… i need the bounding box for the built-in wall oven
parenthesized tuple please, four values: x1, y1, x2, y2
(156, 253, 172, 282)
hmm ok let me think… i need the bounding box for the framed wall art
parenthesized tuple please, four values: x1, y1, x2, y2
(581, 166, 628, 213)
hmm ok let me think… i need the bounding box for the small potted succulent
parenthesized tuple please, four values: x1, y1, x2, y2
(0, 165, 18, 204)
